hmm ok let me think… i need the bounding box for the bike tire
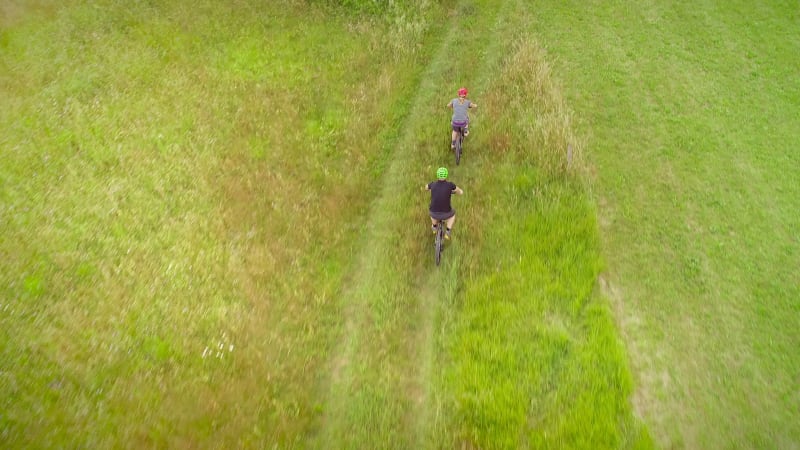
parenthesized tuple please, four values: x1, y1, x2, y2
(455, 132, 462, 166)
(435, 223, 443, 266)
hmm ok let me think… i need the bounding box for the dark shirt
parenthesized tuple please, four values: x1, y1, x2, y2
(428, 180, 457, 212)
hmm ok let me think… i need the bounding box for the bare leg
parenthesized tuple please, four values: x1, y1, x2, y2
(445, 215, 456, 230)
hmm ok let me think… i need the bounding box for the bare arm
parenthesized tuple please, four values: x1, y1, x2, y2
(453, 187, 464, 195)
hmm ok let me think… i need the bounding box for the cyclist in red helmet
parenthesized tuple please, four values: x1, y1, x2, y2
(447, 87, 478, 150)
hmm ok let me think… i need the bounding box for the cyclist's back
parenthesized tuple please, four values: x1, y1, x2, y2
(428, 179, 457, 213)
(424, 167, 463, 240)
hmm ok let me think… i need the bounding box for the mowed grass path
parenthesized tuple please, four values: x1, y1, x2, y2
(530, 1, 800, 448)
(2, 0, 648, 448)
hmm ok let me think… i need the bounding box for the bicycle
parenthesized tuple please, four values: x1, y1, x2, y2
(433, 220, 446, 266)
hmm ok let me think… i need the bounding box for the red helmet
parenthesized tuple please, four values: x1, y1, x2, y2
(458, 87, 468, 96)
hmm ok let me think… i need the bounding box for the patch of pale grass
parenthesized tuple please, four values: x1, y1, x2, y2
(483, 37, 586, 179)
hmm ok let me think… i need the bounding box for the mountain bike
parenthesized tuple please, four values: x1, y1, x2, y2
(433, 220, 446, 266)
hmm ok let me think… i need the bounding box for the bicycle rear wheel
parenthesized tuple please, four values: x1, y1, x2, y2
(435, 223, 444, 266)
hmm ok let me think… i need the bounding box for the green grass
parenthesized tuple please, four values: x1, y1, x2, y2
(7, 0, 795, 449)
(529, 1, 800, 448)
(2, 0, 443, 446)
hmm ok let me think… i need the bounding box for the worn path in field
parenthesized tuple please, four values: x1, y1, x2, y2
(310, 17, 465, 447)
(310, 1, 530, 447)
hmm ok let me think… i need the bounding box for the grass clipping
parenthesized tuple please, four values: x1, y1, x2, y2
(485, 37, 584, 178)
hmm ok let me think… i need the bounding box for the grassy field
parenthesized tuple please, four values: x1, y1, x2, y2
(1, 0, 438, 446)
(530, 1, 800, 448)
(2, 0, 795, 449)
(2, 0, 648, 448)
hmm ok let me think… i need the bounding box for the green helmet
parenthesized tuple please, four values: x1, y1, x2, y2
(436, 167, 448, 179)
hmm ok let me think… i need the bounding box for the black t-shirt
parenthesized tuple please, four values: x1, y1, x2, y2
(428, 180, 457, 212)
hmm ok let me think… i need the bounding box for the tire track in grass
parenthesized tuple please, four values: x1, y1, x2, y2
(313, 1, 519, 447)
(315, 2, 506, 448)
(312, 20, 463, 448)
(406, 3, 526, 447)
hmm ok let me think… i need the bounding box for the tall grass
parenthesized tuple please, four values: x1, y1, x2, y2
(305, 0, 444, 57)
(483, 37, 585, 177)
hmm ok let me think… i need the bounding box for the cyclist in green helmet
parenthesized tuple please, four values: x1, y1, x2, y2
(423, 167, 463, 240)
